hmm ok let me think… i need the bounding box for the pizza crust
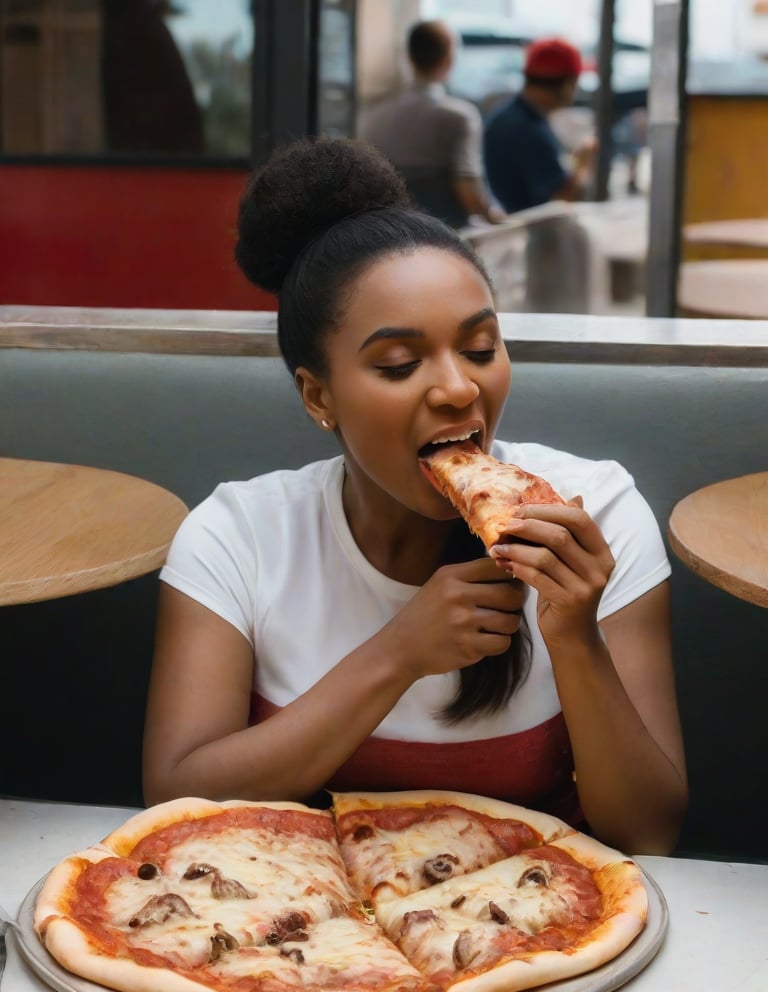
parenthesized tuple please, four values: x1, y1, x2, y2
(331, 790, 574, 844)
(373, 832, 647, 992)
(452, 835, 647, 992)
(102, 796, 325, 857)
(43, 917, 213, 992)
(32, 793, 650, 992)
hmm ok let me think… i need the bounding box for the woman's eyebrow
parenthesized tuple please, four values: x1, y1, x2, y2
(358, 308, 497, 351)
(459, 307, 497, 331)
(358, 327, 423, 351)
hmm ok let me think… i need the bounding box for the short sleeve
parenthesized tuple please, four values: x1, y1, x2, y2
(581, 460, 671, 620)
(490, 441, 671, 621)
(160, 484, 257, 645)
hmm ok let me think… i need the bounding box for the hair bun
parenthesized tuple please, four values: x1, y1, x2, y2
(235, 136, 411, 295)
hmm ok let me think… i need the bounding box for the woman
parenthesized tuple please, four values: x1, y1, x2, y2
(143, 136, 687, 855)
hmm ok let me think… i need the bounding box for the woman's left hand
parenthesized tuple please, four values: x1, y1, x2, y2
(491, 497, 615, 647)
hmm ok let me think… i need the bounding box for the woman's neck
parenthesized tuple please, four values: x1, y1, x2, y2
(341, 473, 455, 585)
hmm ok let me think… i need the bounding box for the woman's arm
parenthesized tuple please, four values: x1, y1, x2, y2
(554, 581, 688, 855)
(142, 585, 414, 806)
(491, 505, 688, 856)
(143, 558, 523, 806)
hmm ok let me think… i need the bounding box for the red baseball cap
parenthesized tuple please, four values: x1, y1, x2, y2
(524, 38, 583, 79)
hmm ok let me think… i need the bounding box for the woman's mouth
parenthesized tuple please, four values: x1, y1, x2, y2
(417, 428, 481, 459)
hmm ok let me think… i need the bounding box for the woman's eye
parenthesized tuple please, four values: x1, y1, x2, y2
(376, 361, 420, 380)
(464, 349, 497, 364)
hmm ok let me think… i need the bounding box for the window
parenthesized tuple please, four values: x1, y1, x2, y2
(0, 0, 254, 160)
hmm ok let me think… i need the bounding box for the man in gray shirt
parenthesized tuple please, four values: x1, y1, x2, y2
(359, 20, 505, 229)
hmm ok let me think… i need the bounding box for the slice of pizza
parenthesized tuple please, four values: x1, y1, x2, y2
(372, 832, 648, 992)
(419, 440, 566, 569)
(34, 797, 436, 992)
(332, 790, 574, 910)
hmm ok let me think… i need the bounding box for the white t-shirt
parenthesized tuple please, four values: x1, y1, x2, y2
(161, 441, 670, 745)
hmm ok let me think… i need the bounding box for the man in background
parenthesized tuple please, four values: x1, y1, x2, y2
(359, 19, 505, 229)
(484, 38, 595, 213)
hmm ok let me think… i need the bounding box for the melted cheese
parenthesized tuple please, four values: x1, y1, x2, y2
(93, 821, 430, 990)
(102, 824, 355, 969)
(375, 852, 590, 980)
(340, 813, 506, 907)
(422, 444, 564, 550)
(204, 917, 426, 990)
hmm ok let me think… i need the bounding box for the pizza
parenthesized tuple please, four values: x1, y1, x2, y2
(33, 790, 649, 992)
(419, 440, 566, 570)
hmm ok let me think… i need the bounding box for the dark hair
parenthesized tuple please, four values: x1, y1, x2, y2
(407, 20, 453, 73)
(437, 524, 530, 724)
(235, 136, 489, 377)
(235, 136, 526, 721)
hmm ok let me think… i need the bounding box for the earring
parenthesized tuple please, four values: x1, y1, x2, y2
(321, 419, 331, 430)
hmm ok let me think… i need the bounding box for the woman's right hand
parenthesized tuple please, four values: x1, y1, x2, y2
(378, 557, 524, 681)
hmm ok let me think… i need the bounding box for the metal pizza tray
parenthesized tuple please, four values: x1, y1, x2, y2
(13, 869, 669, 992)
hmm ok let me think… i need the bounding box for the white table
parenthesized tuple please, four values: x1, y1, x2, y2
(1, 798, 767, 991)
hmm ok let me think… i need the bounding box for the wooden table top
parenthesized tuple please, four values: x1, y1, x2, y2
(668, 472, 768, 608)
(0, 458, 188, 606)
(678, 259, 768, 318)
(683, 218, 768, 248)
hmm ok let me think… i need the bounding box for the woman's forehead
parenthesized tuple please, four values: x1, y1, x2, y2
(345, 247, 491, 311)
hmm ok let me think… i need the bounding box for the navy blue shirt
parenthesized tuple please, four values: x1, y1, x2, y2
(483, 94, 568, 213)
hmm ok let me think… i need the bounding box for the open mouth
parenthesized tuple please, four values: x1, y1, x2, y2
(418, 429, 481, 460)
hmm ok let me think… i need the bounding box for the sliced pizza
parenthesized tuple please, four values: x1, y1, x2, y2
(34, 797, 434, 992)
(419, 440, 566, 570)
(332, 790, 573, 909)
(31, 791, 652, 992)
(373, 832, 648, 992)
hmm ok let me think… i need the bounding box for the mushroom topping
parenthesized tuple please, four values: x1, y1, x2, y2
(517, 866, 549, 888)
(183, 862, 217, 880)
(281, 948, 306, 965)
(208, 927, 240, 963)
(423, 853, 459, 884)
(265, 911, 310, 946)
(453, 929, 481, 969)
(488, 901, 509, 925)
(211, 874, 251, 900)
(129, 893, 194, 928)
(182, 862, 251, 899)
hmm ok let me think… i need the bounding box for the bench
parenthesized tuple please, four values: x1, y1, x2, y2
(1, 307, 766, 863)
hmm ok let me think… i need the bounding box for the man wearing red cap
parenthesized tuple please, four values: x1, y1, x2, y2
(483, 38, 596, 213)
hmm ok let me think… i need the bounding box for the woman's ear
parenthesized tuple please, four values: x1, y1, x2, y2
(295, 367, 336, 432)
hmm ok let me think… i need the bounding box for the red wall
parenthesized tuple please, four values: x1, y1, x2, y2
(0, 165, 277, 311)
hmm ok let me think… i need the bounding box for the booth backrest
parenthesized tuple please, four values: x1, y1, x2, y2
(1, 338, 766, 863)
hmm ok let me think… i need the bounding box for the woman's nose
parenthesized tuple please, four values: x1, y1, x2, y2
(426, 358, 480, 408)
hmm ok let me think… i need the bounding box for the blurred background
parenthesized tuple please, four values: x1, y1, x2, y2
(2, 0, 768, 318)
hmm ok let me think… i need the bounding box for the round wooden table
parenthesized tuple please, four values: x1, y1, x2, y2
(0, 458, 188, 605)
(668, 472, 768, 608)
(677, 259, 768, 318)
(683, 218, 768, 249)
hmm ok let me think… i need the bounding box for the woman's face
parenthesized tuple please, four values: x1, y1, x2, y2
(301, 247, 511, 522)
